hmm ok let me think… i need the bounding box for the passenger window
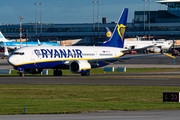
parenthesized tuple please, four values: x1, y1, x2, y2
(13, 52, 19, 55)
(20, 52, 24, 55)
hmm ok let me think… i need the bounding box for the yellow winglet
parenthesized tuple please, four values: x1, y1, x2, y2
(165, 53, 176, 59)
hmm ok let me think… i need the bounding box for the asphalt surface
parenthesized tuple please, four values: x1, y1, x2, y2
(0, 52, 180, 120)
(0, 110, 180, 120)
(0, 74, 180, 86)
(0, 53, 180, 86)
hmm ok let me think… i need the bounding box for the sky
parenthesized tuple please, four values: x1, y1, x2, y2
(0, 0, 166, 24)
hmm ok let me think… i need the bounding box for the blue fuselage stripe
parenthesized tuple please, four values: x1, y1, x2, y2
(17, 60, 114, 69)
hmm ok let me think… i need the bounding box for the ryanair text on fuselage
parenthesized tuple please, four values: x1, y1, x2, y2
(34, 49, 83, 58)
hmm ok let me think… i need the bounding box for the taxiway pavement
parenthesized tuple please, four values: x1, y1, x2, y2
(0, 53, 180, 120)
(0, 74, 180, 86)
(1, 110, 180, 120)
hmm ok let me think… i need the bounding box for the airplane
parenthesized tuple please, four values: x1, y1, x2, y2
(105, 27, 173, 53)
(7, 8, 169, 77)
(0, 31, 59, 50)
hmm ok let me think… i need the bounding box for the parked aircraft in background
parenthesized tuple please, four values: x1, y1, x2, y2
(105, 27, 173, 53)
(0, 32, 59, 50)
(7, 8, 167, 77)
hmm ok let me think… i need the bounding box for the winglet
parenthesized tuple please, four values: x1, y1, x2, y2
(165, 53, 176, 59)
(101, 8, 128, 48)
(165, 41, 175, 53)
(164, 41, 176, 59)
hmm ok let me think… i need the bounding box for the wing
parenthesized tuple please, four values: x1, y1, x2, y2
(89, 53, 163, 64)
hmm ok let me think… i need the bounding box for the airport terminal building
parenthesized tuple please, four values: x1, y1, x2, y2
(1, 0, 180, 45)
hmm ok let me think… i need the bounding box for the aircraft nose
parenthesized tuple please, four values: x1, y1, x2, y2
(7, 56, 16, 66)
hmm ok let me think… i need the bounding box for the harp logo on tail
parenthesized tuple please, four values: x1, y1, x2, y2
(117, 24, 126, 42)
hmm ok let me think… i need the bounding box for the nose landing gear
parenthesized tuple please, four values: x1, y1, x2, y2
(19, 71, 24, 77)
(53, 69, 62, 76)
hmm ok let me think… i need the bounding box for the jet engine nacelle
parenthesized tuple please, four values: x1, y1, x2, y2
(153, 47, 161, 53)
(24, 68, 43, 74)
(69, 60, 91, 73)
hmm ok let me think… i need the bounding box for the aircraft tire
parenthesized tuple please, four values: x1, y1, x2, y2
(85, 72, 90, 76)
(19, 72, 24, 77)
(54, 70, 62, 76)
(81, 73, 85, 76)
(81, 72, 90, 76)
(53, 70, 58, 76)
(57, 70, 62, 76)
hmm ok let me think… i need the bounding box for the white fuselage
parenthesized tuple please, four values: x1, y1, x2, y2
(8, 46, 124, 69)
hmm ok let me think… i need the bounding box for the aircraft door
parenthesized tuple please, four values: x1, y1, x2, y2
(113, 50, 117, 56)
(16, 56, 19, 62)
(95, 51, 98, 57)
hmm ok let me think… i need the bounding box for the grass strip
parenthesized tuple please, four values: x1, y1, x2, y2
(0, 85, 180, 115)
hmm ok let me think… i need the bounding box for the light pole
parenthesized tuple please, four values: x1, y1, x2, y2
(92, 1, 96, 44)
(19, 16, 23, 48)
(148, 0, 151, 41)
(143, 0, 146, 37)
(39, 2, 43, 40)
(34, 3, 38, 37)
(97, 1, 100, 44)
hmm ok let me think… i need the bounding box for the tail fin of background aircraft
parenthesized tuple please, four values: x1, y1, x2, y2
(105, 27, 112, 41)
(3, 43, 9, 59)
(37, 39, 41, 46)
(0, 31, 9, 42)
(101, 8, 128, 48)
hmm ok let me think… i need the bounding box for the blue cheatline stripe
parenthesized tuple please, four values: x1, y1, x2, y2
(14, 53, 125, 67)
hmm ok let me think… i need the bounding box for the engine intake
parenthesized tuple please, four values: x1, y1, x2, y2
(70, 60, 91, 73)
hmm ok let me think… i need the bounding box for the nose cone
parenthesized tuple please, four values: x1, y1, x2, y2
(7, 56, 16, 66)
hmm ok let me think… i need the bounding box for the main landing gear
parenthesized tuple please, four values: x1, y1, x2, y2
(81, 72, 90, 76)
(53, 69, 62, 76)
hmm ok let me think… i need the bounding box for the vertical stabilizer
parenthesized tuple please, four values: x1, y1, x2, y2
(105, 27, 112, 41)
(4, 43, 9, 57)
(101, 8, 128, 48)
(0, 31, 9, 42)
(37, 39, 41, 46)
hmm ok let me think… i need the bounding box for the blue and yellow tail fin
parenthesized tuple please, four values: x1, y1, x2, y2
(105, 27, 112, 41)
(101, 8, 128, 48)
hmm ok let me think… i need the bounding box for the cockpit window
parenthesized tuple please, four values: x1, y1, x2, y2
(13, 52, 24, 55)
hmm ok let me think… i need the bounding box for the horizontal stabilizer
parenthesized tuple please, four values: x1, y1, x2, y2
(122, 45, 156, 52)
